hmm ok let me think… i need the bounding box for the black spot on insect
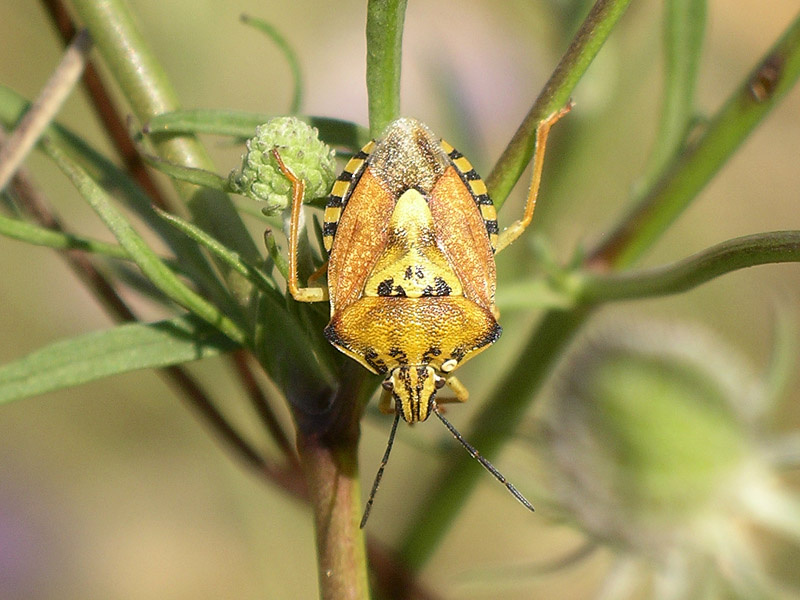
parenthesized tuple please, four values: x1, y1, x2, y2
(377, 278, 394, 296)
(474, 194, 493, 205)
(323, 221, 338, 237)
(338, 170, 354, 182)
(433, 277, 452, 296)
(464, 169, 481, 180)
(473, 323, 503, 349)
(422, 346, 441, 362)
(448, 148, 463, 160)
(414, 266, 425, 279)
(485, 220, 499, 235)
(388, 347, 408, 363)
(421, 285, 434, 297)
(404, 266, 414, 280)
(327, 194, 344, 207)
(393, 285, 407, 297)
(364, 348, 386, 373)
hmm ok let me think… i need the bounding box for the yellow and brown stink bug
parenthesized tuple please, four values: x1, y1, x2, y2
(273, 105, 571, 526)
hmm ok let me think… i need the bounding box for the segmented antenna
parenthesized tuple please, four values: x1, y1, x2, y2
(360, 410, 401, 528)
(433, 405, 535, 512)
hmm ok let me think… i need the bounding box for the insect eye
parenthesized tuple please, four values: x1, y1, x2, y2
(382, 380, 394, 391)
(434, 376, 446, 389)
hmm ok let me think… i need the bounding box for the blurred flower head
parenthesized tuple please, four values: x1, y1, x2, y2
(537, 318, 800, 599)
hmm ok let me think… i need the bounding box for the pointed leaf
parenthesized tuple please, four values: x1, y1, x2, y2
(0, 315, 238, 404)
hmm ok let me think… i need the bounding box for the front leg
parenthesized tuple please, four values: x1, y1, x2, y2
(436, 375, 469, 405)
(495, 102, 573, 254)
(271, 148, 328, 303)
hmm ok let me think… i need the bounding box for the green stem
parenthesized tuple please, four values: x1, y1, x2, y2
(580, 231, 800, 301)
(295, 367, 374, 600)
(488, 0, 634, 208)
(70, 0, 259, 264)
(397, 0, 632, 568)
(298, 437, 367, 600)
(366, 0, 408, 136)
(638, 0, 706, 189)
(399, 6, 800, 571)
(589, 12, 800, 269)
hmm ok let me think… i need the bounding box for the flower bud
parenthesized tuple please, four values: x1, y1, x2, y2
(229, 117, 336, 215)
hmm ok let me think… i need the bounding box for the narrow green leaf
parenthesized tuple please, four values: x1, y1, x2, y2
(263, 230, 289, 282)
(0, 211, 129, 259)
(0, 84, 235, 311)
(496, 279, 576, 311)
(639, 0, 707, 188)
(43, 137, 248, 345)
(240, 15, 303, 114)
(139, 152, 229, 191)
(154, 207, 279, 294)
(144, 110, 370, 150)
(0, 315, 237, 405)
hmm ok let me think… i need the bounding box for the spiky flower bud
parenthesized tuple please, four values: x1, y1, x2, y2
(229, 117, 336, 215)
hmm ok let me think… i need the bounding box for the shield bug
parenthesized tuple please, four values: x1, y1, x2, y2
(273, 104, 571, 525)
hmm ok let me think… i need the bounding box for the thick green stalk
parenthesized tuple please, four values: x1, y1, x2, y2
(580, 231, 800, 301)
(299, 436, 368, 600)
(366, 0, 408, 136)
(399, 8, 800, 571)
(294, 363, 375, 600)
(69, 0, 259, 265)
(590, 12, 800, 269)
(488, 0, 634, 208)
(398, 0, 633, 568)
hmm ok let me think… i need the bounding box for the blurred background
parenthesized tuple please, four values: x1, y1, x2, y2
(1, 1, 799, 598)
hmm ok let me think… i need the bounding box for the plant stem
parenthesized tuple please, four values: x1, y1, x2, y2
(399, 6, 800, 572)
(589, 11, 800, 269)
(638, 0, 706, 189)
(580, 230, 800, 301)
(0, 29, 90, 190)
(366, 0, 408, 136)
(296, 369, 373, 600)
(488, 0, 634, 208)
(69, 0, 260, 264)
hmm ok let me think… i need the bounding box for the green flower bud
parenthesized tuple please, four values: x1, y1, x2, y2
(229, 117, 336, 215)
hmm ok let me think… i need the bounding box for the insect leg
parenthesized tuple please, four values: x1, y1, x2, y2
(495, 102, 573, 253)
(270, 148, 328, 302)
(436, 375, 469, 405)
(378, 384, 395, 414)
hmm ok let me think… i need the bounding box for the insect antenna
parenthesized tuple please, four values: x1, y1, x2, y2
(432, 405, 535, 512)
(360, 409, 402, 528)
